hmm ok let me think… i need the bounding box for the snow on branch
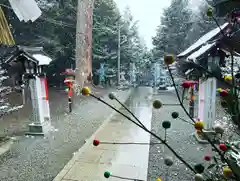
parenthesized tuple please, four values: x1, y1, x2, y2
(0, 65, 23, 116)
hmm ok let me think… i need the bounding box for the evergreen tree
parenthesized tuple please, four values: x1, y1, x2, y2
(92, 0, 121, 70)
(1, 0, 147, 85)
(152, 0, 192, 59)
(186, 2, 219, 45)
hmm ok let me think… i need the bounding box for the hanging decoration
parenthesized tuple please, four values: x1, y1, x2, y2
(8, 0, 42, 22)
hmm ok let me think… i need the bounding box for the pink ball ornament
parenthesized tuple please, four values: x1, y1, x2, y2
(220, 90, 228, 97)
(203, 155, 211, 161)
(219, 143, 227, 151)
(182, 81, 191, 89)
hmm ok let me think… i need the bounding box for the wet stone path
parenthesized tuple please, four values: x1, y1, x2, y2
(53, 87, 153, 181)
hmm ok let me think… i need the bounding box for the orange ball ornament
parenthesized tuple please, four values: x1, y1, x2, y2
(194, 121, 204, 130)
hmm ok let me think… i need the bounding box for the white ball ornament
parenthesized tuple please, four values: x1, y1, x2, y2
(195, 174, 204, 181)
(214, 124, 224, 134)
(108, 92, 116, 100)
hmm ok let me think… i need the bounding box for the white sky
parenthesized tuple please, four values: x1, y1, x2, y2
(114, 0, 171, 49)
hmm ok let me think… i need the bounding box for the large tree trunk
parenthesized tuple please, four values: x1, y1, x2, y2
(75, 0, 94, 93)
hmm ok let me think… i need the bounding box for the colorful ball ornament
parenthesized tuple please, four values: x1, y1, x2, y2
(171, 112, 179, 119)
(164, 54, 175, 65)
(194, 120, 204, 130)
(194, 164, 205, 174)
(108, 92, 116, 100)
(81, 87, 91, 96)
(156, 178, 162, 181)
(153, 100, 162, 109)
(223, 167, 232, 178)
(65, 87, 69, 92)
(219, 143, 227, 151)
(224, 75, 232, 81)
(104, 171, 111, 178)
(162, 121, 171, 129)
(206, 7, 213, 17)
(226, 143, 231, 148)
(217, 88, 222, 92)
(220, 90, 228, 97)
(195, 173, 204, 181)
(203, 155, 211, 161)
(164, 156, 173, 166)
(182, 81, 191, 89)
(93, 139, 100, 146)
(214, 124, 224, 134)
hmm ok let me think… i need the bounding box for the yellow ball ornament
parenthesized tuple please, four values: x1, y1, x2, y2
(156, 178, 162, 181)
(81, 87, 91, 96)
(224, 75, 232, 81)
(223, 167, 232, 178)
(217, 88, 222, 92)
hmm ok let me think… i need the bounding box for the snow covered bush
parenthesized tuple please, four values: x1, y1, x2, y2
(0, 65, 23, 117)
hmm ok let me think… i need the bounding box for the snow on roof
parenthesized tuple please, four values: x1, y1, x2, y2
(178, 22, 229, 58)
(186, 42, 216, 61)
(32, 54, 52, 65)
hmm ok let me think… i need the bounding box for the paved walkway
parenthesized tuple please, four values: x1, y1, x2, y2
(53, 87, 152, 181)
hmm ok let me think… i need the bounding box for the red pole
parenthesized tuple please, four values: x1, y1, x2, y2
(44, 77, 49, 101)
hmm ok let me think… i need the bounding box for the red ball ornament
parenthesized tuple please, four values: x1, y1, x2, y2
(219, 143, 227, 151)
(220, 90, 228, 97)
(93, 139, 100, 146)
(182, 81, 191, 89)
(204, 155, 211, 161)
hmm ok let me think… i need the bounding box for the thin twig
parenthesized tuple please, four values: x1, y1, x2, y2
(90, 93, 196, 173)
(114, 97, 146, 129)
(168, 65, 240, 180)
(99, 142, 163, 145)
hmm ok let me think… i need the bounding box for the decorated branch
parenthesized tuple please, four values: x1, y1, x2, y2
(77, 7, 240, 181)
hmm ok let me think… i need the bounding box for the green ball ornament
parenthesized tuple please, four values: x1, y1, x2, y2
(226, 143, 231, 148)
(153, 100, 162, 109)
(229, 89, 234, 95)
(194, 164, 205, 174)
(206, 7, 213, 17)
(171, 112, 179, 119)
(162, 121, 171, 129)
(164, 156, 173, 166)
(195, 173, 204, 181)
(104, 171, 111, 178)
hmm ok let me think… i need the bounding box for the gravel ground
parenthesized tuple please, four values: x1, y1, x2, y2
(0, 88, 132, 181)
(0, 86, 115, 137)
(147, 91, 240, 181)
